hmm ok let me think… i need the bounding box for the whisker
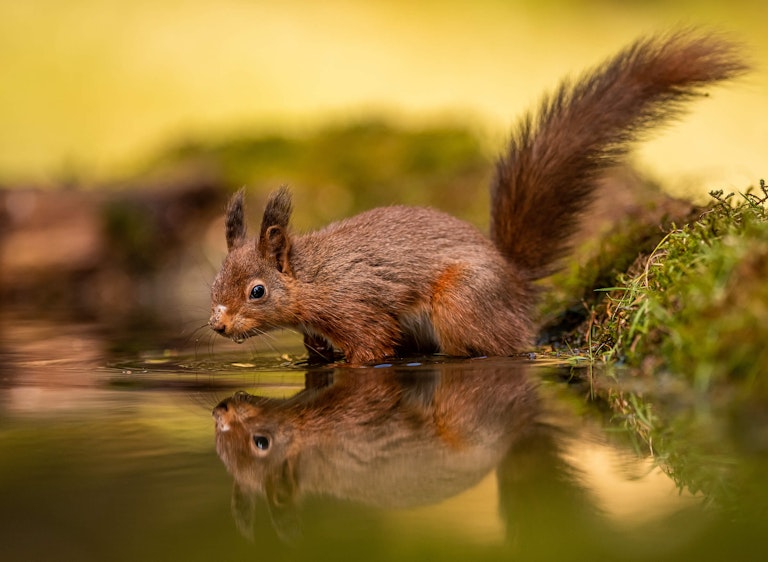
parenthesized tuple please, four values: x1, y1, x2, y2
(180, 323, 216, 361)
(183, 322, 212, 345)
(247, 325, 281, 356)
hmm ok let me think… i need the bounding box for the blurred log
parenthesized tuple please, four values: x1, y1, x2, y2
(0, 174, 227, 327)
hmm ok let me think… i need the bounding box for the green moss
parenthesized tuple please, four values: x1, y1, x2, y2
(141, 119, 492, 228)
(537, 176, 696, 347)
(587, 181, 768, 390)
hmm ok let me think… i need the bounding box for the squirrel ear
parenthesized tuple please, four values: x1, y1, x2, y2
(258, 187, 293, 274)
(259, 225, 292, 275)
(265, 457, 302, 543)
(230, 481, 256, 541)
(225, 189, 247, 251)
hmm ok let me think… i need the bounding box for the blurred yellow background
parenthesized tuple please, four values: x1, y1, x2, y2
(1, 0, 765, 194)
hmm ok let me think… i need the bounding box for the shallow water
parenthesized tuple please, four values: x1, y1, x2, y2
(1, 317, 766, 562)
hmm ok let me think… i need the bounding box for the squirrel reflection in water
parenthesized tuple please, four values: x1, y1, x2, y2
(212, 362, 552, 543)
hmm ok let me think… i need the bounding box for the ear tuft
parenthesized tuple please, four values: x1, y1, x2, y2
(225, 189, 247, 251)
(259, 186, 293, 239)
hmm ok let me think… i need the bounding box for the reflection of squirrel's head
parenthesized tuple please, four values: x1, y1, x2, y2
(212, 390, 301, 543)
(212, 390, 293, 486)
(212, 364, 539, 543)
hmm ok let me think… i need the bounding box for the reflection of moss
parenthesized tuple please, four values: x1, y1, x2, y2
(574, 368, 739, 511)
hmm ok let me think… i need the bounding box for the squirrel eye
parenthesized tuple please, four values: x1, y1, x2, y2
(250, 284, 266, 300)
(253, 435, 270, 451)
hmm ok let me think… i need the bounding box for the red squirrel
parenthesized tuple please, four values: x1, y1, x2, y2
(209, 30, 748, 364)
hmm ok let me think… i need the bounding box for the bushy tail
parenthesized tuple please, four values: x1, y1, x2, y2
(490, 29, 749, 280)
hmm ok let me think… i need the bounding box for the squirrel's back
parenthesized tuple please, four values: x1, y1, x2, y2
(491, 29, 748, 280)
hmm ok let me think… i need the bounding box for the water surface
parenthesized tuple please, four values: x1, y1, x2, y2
(1, 317, 766, 561)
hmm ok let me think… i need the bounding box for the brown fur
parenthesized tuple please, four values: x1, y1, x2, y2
(209, 29, 748, 364)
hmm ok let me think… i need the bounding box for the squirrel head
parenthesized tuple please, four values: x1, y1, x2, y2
(212, 391, 296, 483)
(209, 188, 297, 343)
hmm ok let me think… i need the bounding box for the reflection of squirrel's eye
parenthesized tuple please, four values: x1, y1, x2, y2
(250, 284, 266, 300)
(253, 435, 270, 450)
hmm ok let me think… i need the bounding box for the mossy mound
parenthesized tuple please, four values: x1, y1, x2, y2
(550, 181, 768, 392)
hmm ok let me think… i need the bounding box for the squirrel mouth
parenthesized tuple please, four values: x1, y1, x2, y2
(230, 330, 260, 344)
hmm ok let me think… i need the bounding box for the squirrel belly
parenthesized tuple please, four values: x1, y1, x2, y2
(208, 29, 748, 364)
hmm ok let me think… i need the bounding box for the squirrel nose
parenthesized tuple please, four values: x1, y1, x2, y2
(209, 305, 229, 334)
(212, 399, 229, 418)
(209, 319, 227, 334)
(212, 401, 232, 431)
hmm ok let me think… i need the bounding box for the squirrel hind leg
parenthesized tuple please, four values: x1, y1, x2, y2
(429, 265, 535, 357)
(433, 303, 534, 357)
